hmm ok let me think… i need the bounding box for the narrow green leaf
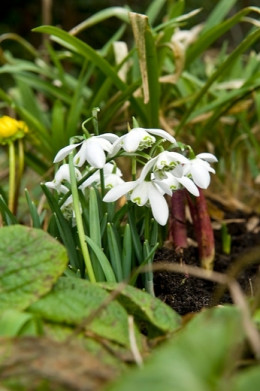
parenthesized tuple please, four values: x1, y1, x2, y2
(41, 184, 80, 269)
(122, 224, 132, 279)
(107, 223, 123, 282)
(177, 27, 260, 133)
(128, 207, 142, 263)
(85, 236, 116, 283)
(25, 189, 41, 228)
(32, 25, 127, 92)
(51, 100, 67, 151)
(186, 7, 260, 66)
(202, 0, 238, 32)
(0, 195, 18, 225)
(68, 7, 130, 36)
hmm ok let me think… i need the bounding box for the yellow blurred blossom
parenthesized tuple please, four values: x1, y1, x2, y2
(0, 116, 28, 145)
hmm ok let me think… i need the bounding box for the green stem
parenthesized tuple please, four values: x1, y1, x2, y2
(14, 139, 25, 214)
(68, 153, 96, 282)
(132, 155, 136, 181)
(8, 141, 16, 213)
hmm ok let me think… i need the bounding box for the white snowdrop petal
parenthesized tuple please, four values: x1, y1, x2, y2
(103, 181, 136, 202)
(55, 164, 70, 183)
(191, 165, 211, 189)
(85, 142, 106, 168)
(196, 153, 218, 162)
(130, 182, 149, 206)
(177, 176, 199, 197)
(53, 143, 81, 163)
(97, 133, 119, 143)
(148, 128, 176, 144)
(45, 181, 56, 190)
(123, 130, 143, 152)
(148, 184, 169, 225)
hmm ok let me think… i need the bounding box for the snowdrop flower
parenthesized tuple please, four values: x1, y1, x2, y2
(45, 164, 82, 194)
(158, 165, 200, 197)
(183, 153, 218, 189)
(80, 163, 124, 190)
(103, 159, 169, 225)
(111, 127, 176, 155)
(153, 151, 190, 177)
(53, 133, 119, 169)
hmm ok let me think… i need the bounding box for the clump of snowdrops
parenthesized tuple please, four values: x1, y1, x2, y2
(45, 115, 217, 291)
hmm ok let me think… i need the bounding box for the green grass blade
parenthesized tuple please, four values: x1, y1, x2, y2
(106, 223, 123, 282)
(0, 195, 18, 225)
(127, 207, 142, 264)
(186, 7, 260, 66)
(122, 223, 132, 279)
(69, 7, 130, 36)
(41, 184, 79, 269)
(24, 189, 42, 228)
(85, 236, 116, 282)
(177, 27, 260, 133)
(202, 0, 238, 32)
(32, 26, 127, 92)
(88, 188, 104, 281)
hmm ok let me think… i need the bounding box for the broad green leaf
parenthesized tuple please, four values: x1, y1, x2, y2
(0, 225, 68, 312)
(0, 309, 41, 336)
(44, 323, 127, 370)
(29, 277, 140, 348)
(106, 306, 244, 391)
(99, 282, 181, 336)
(231, 366, 260, 391)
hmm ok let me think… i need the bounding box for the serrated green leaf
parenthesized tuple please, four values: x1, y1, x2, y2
(0, 225, 68, 313)
(29, 277, 140, 348)
(99, 282, 181, 336)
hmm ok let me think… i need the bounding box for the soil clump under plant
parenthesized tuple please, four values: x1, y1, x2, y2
(154, 197, 260, 315)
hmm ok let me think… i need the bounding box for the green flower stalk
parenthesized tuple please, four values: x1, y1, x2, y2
(0, 116, 28, 213)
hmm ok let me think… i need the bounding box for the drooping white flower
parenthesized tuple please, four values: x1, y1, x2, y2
(158, 165, 200, 197)
(103, 159, 169, 225)
(183, 153, 218, 189)
(153, 151, 190, 174)
(45, 164, 82, 194)
(53, 133, 119, 169)
(110, 127, 176, 155)
(80, 162, 124, 190)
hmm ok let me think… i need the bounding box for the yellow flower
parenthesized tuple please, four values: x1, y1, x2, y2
(0, 116, 28, 145)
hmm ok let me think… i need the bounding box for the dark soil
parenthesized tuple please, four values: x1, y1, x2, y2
(153, 200, 260, 315)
